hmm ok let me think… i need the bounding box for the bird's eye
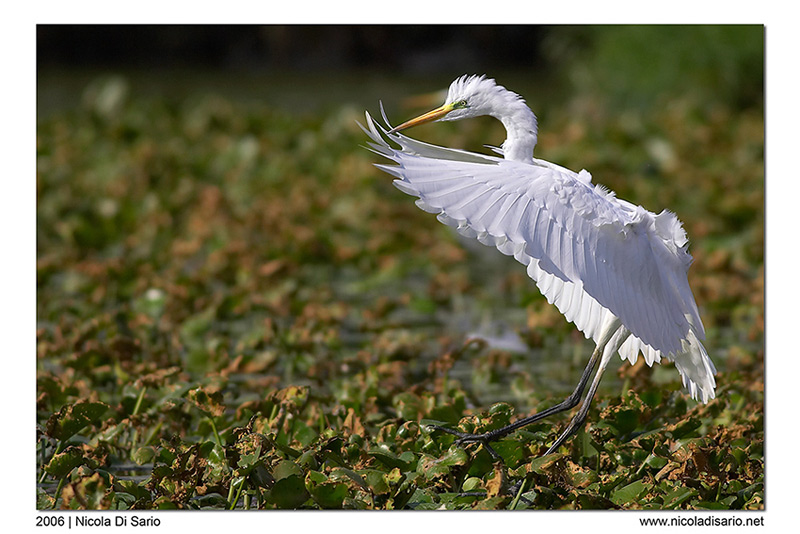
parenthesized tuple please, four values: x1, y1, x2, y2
(454, 99, 468, 109)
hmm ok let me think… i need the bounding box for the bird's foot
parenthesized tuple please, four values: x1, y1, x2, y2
(428, 424, 507, 460)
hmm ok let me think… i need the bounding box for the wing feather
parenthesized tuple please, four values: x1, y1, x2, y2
(361, 112, 714, 402)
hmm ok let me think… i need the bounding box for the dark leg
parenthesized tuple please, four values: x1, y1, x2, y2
(429, 344, 602, 458)
(434, 319, 629, 503)
(503, 346, 617, 499)
(431, 318, 628, 458)
(543, 339, 616, 454)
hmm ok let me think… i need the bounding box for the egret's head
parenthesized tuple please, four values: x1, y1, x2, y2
(389, 75, 521, 133)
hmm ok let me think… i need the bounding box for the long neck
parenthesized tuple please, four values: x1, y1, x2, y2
(490, 103, 538, 164)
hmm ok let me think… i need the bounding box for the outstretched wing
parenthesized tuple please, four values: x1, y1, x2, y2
(360, 111, 714, 401)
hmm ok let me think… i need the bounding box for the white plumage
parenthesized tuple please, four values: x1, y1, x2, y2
(361, 75, 715, 454)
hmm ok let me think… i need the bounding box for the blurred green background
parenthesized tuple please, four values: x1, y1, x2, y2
(36, 26, 764, 510)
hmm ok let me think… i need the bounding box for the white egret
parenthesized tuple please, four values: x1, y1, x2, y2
(361, 75, 715, 456)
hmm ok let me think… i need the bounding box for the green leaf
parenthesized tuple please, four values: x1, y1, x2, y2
(113, 479, 152, 501)
(362, 469, 390, 495)
(576, 493, 616, 509)
(73, 472, 111, 509)
(206, 443, 228, 478)
(669, 417, 702, 439)
(330, 467, 370, 492)
(237, 451, 262, 474)
(427, 404, 461, 425)
(394, 392, 424, 421)
(528, 453, 564, 474)
(44, 446, 85, 478)
(292, 420, 318, 447)
(644, 453, 669, 470)
(462, 477, 483, 492)
(309, 481, 349, 509)
(305, 470, 349, 509)
(695, 495, 738, 509)
(272, 459, 302, 481)
(45, 402, 110, 442)
(662, 486, 699, 509)
(417, 448, 469, 479)
(407, 488, 436, 508)
(192, 493, 229, 508)
(268, 474, 309, 509)
(37, 488, 55, 509)
(367, 447, 416, 470)
(490, 439, 526, 466)
(132, 446, 156, 465)
(306, 470, 327, 484)
(609, 408, 639, 435)
(610, 479, 648, 506)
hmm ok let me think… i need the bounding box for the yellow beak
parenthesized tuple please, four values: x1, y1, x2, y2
(388, 103, 454, 134)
